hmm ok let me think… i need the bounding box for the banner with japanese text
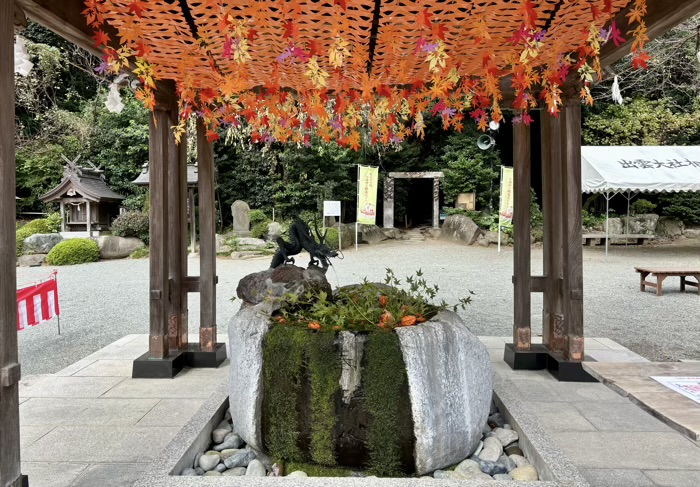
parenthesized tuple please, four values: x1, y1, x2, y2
(498, 166, 514, 229)
(357, 165, 379, 225)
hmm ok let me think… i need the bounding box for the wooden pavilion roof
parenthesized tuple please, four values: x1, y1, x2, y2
(40, 165, 125, 203)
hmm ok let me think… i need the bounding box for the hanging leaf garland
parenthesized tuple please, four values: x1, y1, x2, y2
(83, 0, 649, 149)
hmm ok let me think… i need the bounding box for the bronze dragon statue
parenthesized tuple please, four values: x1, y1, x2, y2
(270, 217, 339, 271)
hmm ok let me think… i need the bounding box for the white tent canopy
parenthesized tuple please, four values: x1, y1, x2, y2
(581, 146, 700, 257)
(582, 146, 700, 194)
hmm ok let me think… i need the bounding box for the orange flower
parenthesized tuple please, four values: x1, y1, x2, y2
(274, 316, 286, 324)
(379, 295, 388, 307)
(401, 315, 417, 327)
(308, 321, 321, 330)
(377, 322, 388, 329)
(380, 311, 393, 325)
(416, 315, 426, 323)
(332, 325, 341, 331)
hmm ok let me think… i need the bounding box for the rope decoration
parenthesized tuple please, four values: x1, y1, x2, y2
(82, 0, 648, 149)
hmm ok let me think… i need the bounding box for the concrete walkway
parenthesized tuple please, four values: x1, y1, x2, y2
(18, 335, 700, 487)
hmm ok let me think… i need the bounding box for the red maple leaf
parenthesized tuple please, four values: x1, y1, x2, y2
(521, 0, 537, 29)
(432, 23, 447, 41)
(417, 8, 433, 29)
(92, 30, 110, 48)
(522, 113, 534, 125)
(334, 0, 347, 11)
(507, 23, 530, 45)
(282, 20, 297, 39)
(307, 40, 321, 56)
(632, 50, 651, 70)
(603, 0, 613, 14)
(247, 28, 258, 42)
(206, 129, 220, 142)
(590, 4, 600, 21)
(610, 21, 625, 47)
(377, 84, 392, 98)
(200, 88, 218, 104)
(135, 40, 151, 57)
(128, 1, 146, 17)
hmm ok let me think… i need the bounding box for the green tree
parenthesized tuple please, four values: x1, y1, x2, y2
(440, 128, 501, 210)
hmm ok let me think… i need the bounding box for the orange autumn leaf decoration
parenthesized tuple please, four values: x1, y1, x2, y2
(83, 0, 649, 148)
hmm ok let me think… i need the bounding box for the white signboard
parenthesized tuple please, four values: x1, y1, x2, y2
(651, 376, 700, 405)
(323, 200, 341, 217)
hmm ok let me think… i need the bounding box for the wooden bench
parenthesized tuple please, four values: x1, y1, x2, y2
(583, 233, 654, 246)
(635, 267, 700, 296)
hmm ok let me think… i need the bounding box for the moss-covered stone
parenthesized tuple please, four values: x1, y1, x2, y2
(364, 331, 413, 477)
(262, 326, 306, 462)
(307, 332, 341, 466)
(262, 326, 414, 476)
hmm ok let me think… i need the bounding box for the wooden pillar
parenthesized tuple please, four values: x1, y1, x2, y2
(383, 176, 394, 228)
(85, 200, 92, 237)
(432, 177, 440, 229)
(1, 0, 23, 483)
(513, 119, 531, 350)
(179, 135, 189, 349)
(197, 120, 216, 352)
(189, 188, 196, 255)
(148, 90, 171, 359)
(561, 101, 585, 361)
(542, 113, 566, 352)
(59, 201, 66, 233)
(166, 104, 183, 352)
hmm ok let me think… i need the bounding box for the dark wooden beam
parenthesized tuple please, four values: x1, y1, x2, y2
(541, 112, 566, 352)
(148, 83, 171, 360)
(197, 119, 216, 352)
(15, 0, 117, 56)
(561, 100, 585, 362)
(167, 102, 183, 352)
(1, 0, 23, 484)
(600, 0, 700, 67)
(513, 119, 532, 351)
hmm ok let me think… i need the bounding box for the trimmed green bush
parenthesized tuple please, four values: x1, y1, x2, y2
(323, 227, 339, 250)
(46, 238, 100, 266)
(112, 211, 149, 244)
(631, 199, 657, 215)
(15, 218, 57, 256)
(661, 193, 700, 225)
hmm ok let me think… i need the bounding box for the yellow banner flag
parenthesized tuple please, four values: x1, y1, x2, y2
(499, 166, 514, 228)
(357, 165, 379, 225)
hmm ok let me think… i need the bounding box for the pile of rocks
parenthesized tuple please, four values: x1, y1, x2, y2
(182, 401, 538, 480)
(181, 410, 303, 478)
(429, 403, 539, 481)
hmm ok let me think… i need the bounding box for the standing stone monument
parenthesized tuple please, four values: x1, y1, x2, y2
(231, 200, 251, 237)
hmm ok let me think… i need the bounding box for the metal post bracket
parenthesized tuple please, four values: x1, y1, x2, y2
(1, 363, 21, 387)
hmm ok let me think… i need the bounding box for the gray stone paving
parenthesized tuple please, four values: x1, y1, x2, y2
(16, 239, 700, 375)
(17, 334, 700, 487)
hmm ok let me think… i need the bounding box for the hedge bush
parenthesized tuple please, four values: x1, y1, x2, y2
(15, 218, 58, 256)
(112, 211, 149, 244)
(323, 227, 339, 250)
(46, 238, 100, 266)
(251, 221, 270, 239)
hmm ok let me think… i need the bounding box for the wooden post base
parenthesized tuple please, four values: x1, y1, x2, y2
(132, 343, 227, 378)
(504, 343, 548, 370)
(504, 343, 599, 382)
(546, 352, 597, 382)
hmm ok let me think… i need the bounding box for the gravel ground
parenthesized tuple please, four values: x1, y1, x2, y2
(16, 238, 700, 375)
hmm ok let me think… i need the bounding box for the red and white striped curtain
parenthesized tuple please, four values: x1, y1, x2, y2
(17, 272, 60, 330)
